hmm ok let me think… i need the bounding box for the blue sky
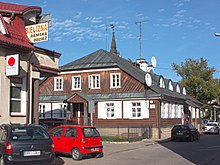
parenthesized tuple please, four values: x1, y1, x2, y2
(5, 0, 220, 82)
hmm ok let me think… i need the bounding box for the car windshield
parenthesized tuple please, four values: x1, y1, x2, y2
(82, 127, 100, 138)
(10, 126, 50, 141)
(173, 125, 188, 130)
(207, 123, 218, 126)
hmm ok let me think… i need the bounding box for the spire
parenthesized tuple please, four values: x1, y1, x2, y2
(110, 24, 118, 54)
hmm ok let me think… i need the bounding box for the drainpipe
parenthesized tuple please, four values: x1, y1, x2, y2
(158, 100, 161, 139)
(26, 50, 34, 124)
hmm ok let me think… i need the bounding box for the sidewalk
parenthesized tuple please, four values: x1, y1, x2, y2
(103, 137, 171, 156)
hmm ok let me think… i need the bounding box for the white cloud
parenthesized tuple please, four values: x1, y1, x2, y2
(159, 9, 165, 12)
(85, 17, 103, 24)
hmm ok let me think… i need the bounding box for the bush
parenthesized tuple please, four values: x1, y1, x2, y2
(102, 135, 143, 142)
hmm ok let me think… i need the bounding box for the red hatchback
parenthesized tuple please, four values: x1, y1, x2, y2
(48, 125, 103, 160)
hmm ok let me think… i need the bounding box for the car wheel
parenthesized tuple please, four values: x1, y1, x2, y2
(190, 135, 194, 142)
(196, 134, 200, 140)
(0, 156, 5, 165)
(71, 148, 83, 161)
(171, 137, 175, 142)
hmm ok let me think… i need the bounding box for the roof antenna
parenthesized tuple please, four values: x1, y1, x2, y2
(135, 21, 146, 59)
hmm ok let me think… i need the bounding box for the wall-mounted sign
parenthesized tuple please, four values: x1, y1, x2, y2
(150, 104, 156, 109)
(25, 22, 48, 43)
(6, 54, 19, 76)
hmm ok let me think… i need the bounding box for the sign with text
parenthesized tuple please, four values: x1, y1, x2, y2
(25, 22, 48, 43)
(6, 54, 19, 76)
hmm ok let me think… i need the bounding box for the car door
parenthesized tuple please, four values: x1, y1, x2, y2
(49, 127, 64, 152)
(60, 127, 77, 153)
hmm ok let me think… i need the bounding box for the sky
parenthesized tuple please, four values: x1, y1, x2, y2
(4, 0, 220, 82)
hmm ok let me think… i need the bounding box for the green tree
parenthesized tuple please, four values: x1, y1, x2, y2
(172, 58, 220, 106)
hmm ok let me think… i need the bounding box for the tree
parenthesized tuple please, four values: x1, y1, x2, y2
(172, 58, 220, 106)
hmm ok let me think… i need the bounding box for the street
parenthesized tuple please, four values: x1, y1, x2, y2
(52, 134, 220, 165)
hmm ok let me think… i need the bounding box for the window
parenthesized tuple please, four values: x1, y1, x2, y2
(88, 74, 100, 89)
(110, 73, 121, 88)
(72, 76, 81, 90)
(49, 127, 64, 137)
(65, 128, 77, 137)
(54, 77, 63, 91)
(106, 103, 114, 118)
(10, 84, 22, 113)
(132, 102, 141, 118)
(82, 127, 100, 138)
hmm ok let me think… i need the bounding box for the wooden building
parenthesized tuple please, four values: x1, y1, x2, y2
(39, 32, 202, 138)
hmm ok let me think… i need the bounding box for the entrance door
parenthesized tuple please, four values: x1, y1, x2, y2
(72, 103, 84, 125)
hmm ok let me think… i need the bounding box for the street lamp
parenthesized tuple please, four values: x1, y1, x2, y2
(214, 33, 220, 36)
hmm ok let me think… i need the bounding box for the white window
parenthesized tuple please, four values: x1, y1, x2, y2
(161, 102, 166, 118)
(54, 77, 63, 91)
(106, 103, 115, 118)
(110, 73, 121, 88)
(72, 76, 81, 90)
(88, 74, 100, 89)
(98, 101, 122, 119)
(132, 102, 141, 118)
(10, 83, 22, 113)
(159, 77, 165, 88)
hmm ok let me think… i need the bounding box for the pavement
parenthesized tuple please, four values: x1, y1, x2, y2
(102, 137, 171, 155)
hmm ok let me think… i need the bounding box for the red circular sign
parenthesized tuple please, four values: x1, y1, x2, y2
(8, 57, 15, 66)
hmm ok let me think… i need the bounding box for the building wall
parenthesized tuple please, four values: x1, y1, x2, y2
(0, 51, 28, 124)
(40, 68, 145, 96)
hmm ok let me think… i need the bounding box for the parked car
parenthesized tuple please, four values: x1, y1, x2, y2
(48, 125, 103, 160)
(0, 124, 55, 165)
(202, 122, 220, 134)
(171, 124, 200, 142)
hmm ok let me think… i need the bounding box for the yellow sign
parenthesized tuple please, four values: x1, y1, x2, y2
(25, 22, 48, 43)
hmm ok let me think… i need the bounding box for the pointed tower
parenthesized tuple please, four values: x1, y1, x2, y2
(110, 24, 118, 55)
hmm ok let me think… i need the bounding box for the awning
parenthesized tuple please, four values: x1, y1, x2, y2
(185, 100, 201, 108)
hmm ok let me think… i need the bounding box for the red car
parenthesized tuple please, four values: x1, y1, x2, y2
(48, 125, 103, 160)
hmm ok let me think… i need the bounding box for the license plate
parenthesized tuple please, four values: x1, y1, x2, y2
(91, 148, 99, 152)
(177, 133, 183, 135)
(23, 151, 41, 156)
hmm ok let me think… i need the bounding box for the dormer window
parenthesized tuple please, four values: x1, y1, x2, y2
(176, 84, 181, 93)
(159, 77, 165, 88)
(168, 81, 173, 91)
(182, 87, 187, 95)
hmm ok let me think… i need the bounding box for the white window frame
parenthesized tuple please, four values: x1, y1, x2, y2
(110, 73, 121, 88)
(105, 103, 115, 119)
(88, 74, 100, 89)
(10, 83, 26, 115)
(131, 102, 142, 118)
(72, 76, 81, 90)
(54, 77, 63, 91)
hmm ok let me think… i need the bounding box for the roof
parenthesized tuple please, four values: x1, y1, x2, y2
(60, 49, 146, 84)
(0, 2, 41, 15)
(0, 2, 41, 50)
(59, 49, 202, 107)
(0, 19, 34, 49)
(39, 91, 161, 103)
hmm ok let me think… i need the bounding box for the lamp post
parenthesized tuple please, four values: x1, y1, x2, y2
(214, 33, 220, 36)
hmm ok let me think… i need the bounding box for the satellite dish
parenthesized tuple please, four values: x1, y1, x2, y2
(151, 56, 157, 67)
(145, 73, 152, 86)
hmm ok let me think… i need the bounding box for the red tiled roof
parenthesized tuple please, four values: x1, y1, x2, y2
(0, 20, 34, 49)
(0, 2, 41, 15)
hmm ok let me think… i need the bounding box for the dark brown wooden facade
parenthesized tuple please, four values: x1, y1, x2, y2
(39, 49, 202, 139)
